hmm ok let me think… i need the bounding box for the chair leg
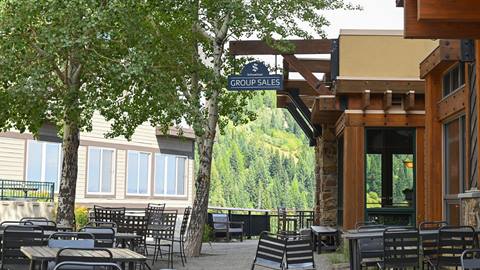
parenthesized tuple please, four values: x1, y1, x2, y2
(182, 240, 188, 263)
(180, 241, 185, 266)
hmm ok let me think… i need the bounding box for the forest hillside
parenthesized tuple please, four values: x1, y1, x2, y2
(208, 92, 315, 210)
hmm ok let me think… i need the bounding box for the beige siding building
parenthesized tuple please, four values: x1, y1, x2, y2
(0, 112, 195, 210)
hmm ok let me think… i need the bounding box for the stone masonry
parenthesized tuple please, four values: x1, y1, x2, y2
(314, 125, 338, 226)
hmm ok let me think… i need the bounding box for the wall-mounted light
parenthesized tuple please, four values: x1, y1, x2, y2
(403, 159, 414, 169)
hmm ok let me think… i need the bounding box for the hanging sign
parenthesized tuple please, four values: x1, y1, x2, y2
(227, 61, 283, 91)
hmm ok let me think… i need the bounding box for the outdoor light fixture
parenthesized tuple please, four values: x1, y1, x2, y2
(403, 159, 414, 169)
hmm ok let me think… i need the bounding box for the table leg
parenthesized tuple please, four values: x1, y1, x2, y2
(348, 238, 359, 270)
(29, 260, 36, 270)
(128, 261, 134, 270)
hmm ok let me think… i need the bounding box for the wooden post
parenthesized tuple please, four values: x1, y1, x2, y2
(476, 41, 480, 188)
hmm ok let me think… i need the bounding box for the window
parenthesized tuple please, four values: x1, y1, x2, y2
(444, 116, 466, 225)
(26, 140, 62, 191)
(443, 63, 466, 96)
(127, 151, 150, 195)
(154, 153, 187, 196)
(87, 147, 115, 194)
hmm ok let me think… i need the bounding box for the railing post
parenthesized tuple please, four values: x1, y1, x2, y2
(248, 211, 252, 239)
(1, 180, 3, 201)
(51, 182, 54, 202)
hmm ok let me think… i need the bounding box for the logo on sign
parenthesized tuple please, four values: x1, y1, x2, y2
(227, 61, 283, 91)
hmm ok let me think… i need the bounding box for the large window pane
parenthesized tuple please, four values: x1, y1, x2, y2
(27, 141, 42, 182)
(101, 150, 113, 193)
(87, 148, 101, 193)
(44, 144, 60, 189)
(138, 153, 149, 194)
(166, 155, 176, 195)
(392, 154, 414, 207)
(127, 152, 139, 194)
(155, 154, 165, 194)
(366, 154, 382, 208)
(177, 157, 185, 195)
(445, 120, 461, 195)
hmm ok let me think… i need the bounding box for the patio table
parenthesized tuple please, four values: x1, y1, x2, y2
(115, 232, 143, 250)
(310, 226, 339, 254)
(343, 228, 480, 270)
(21, 246, 147, 270)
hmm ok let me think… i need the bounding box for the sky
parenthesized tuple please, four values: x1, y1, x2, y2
(322, 0, 404, 38)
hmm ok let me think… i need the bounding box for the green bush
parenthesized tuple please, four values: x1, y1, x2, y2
(202, 224, 214, 242)
(75, 206, 89, 230)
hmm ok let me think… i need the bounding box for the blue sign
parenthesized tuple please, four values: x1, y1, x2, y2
(227, 61, 283, 91)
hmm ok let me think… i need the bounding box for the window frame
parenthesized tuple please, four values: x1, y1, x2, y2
(86, 146, 116, 195)
(153, 153, 188, 197)
(442, 63, 466, 97)
(126, 150, 151, 196)
(25, 140, 62, 192)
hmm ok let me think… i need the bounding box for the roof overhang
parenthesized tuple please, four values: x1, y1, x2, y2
(334, 76, 426, 93)
(419, 40, 461, 78)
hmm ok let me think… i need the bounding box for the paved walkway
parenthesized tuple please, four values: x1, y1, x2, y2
(152, 240, 335, 270)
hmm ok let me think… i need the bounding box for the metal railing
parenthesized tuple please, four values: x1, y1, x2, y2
(0, 179, 54, 202)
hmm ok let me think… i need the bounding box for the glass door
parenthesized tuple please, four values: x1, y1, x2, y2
(365, 128, 416, 225)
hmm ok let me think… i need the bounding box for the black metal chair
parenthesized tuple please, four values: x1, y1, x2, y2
(418, 221, 447, 269)
(120, 214, 148, 252)
(151, 210, 178, 268)
(0, 220, 33, 227)
(461, 249, 480, 270)
(93, 206, 125, 228)
(53, 262, 121, 270)
(427, 226, 476, 269)
(251, 232, 287, 270)
(377, 227, 420, 269)
(20, 218, 57, 231)
(80, 225, 115, 248)
(1, 225, 44, 270)
(357, 224, 386, 269)
(172, 207, 191, 266)
(55, 248, 113, 270)
(285, 235, 315, 270)
(48, 232, 95, 249)
(212, 213, 244, 241)
(146, 203, 166, 225)
(277, 208, 298, 236)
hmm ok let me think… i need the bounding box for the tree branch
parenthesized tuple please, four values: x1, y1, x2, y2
(30, 42, 66, 83)
(194, 23, 214, 42)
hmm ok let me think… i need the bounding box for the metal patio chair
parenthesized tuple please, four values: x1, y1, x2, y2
(418, 221, 447, 269)
(93, 206, 125, 228)
(151, 210, 178, 268)
(212, 213, 244, 241)
(251, 232, 287, 270)
(53, 262, 121, 270)
(1, 225, 44, 270)
(285, 235, 315, 270)
(21, 218, 57, 231)
(146, 203, 166, 225)
(378, 227, 420, 269)
(172, 206, 191, 266)
(357, 224, 386, 269)
(48, 232, 95, 249)
(80, 226, 115, 248)
(461, 249, 480, 270)
(427, 226, 476, 269)
(54, 248, 113, 270)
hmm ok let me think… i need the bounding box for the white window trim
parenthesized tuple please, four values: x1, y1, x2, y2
(126, 151, 151, 196)
(25, 140, 62, 192)
(154, 153, 187, 197)
(86, 146, 116, 195)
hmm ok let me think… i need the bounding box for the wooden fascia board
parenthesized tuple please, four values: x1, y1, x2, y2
(404, 0, 480, 39)
(229, 39, 332, 55)
(436, 86, 466, 121)
(335, 77, 426, 93)
(282, 54, 332, 95)
(419, 40, 460, 79)
(417, 0, 480, 22)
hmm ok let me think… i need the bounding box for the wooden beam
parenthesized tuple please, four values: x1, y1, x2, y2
(419, 40, 460, 78)
(283, 59, 289, 80)
(276, 94, 315, 108)
(417, 0, 480, 22)
(436, 87, 465, 121)
(335, 78, 426, 93)
(405, 90, 415, 111)
(229, 39, 333, 55)
(282, 54, 332, 95)
(311, 96, 342, 125)
(362, 90, 370, 110)
(288, 59, 330, 73)
(384, 90, 392, 111)
(279, 81, 317, 96)
(404, 0, 480, 39)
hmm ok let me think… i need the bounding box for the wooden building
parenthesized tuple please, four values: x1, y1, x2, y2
(230, 30, 437, 230)
(396, 0, 480, 227)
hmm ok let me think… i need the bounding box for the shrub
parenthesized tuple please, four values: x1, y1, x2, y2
(75, 206, 89, 230)
(202, 224, 214, 242)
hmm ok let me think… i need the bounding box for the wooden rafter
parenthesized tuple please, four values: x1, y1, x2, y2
(419, 40, 460, 78)
(362, 90, 371, 110)
(287, 59, 330, 73)
(229, 39, 332, 55)
(282, 54, 331, 95)
(405, 91, 415, 111)
(384, 90, 392, 111)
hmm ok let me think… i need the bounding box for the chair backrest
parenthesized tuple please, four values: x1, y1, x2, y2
(80, 226, 115, 248)
(154, 210, 177, 240)
(0, 220, 33, 227)
(461, 249, 480, 270)
(252, 232, 286, 270)
(382, 228, 419, 268)
(56, 248, 113, 264)
(180, 207, 192, 236)
(285, 236, 315, 269)
(93, 206, 125, 226)
(121, 215, 148, 237)
(419, 221, 448, 258)
(54, 262, 121, 270)
(2, 225, 44, 265)
(146, 203, 166, 225)
(48, 232, 95, 249)
(22, 219, 57, 231)
(212, 213, 229, 231)
(20, 217, 48, 222)
(437, 226, 476, 267)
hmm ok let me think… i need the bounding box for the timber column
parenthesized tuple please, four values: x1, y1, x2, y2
(314, 125, 338, 226)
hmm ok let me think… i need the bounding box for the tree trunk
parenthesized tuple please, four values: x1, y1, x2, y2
(56, 119, 80, 227)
